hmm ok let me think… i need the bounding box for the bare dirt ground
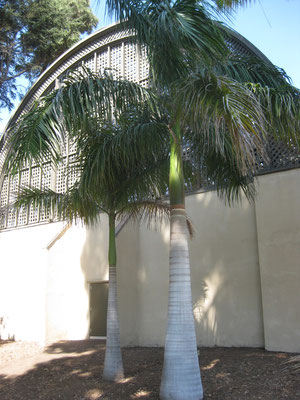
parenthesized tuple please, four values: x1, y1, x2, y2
(0, 339, 299, 399)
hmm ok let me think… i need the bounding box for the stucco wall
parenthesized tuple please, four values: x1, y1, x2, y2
(187, 192, 264, 347)
(0, 222, 65, 343)
(117, 222, 140, 346)
(132, 220, 169, 346)
(46, 217, 109, 343)
(128, 192, 264, 347)
(0, 169, 299, 351)
(255, 169, 300, 352)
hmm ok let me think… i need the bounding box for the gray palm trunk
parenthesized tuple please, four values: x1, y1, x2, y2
(160, 208, 203, 400)
(103, 263, 124, 381)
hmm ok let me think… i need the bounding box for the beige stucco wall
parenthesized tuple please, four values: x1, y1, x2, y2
(0, 218, 110, 344)
(117, 222, 140, 346)
(46, 217, 109, 343)
(255, 169, 300, 352)
(0, 222, 64, 343)
(187, 192, 264, 347)
(0, 169, 299, 351)
(128, 191, 264, 347)
(131, 220, 170, 346)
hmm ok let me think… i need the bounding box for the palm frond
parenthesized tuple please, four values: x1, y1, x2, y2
(74, 102, 170, 204)
(53, 67, 160, 134)
(282, 355, 300, 373)
(213, 0, 255, 11)
(105, 0, 228, 86)
(184, 131, 256, 204)
(186, 214, 196, 238)
(116, 198, 170, 229)
(211, 54, 291, 88)
(10, 186, 102, 226)
(2, 93, 64, 177)
(176, 71, 267, 175)
(248, 83, 300, 146)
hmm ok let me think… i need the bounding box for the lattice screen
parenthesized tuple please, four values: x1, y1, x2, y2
(85, 55, 95, 72)
(139, 45, 149, 87)
(97, 50, 108, 74)
(28, 165, 41, 224)
(124, 41, 137, 81)
(110, 44, 123, 79)
(255, 136, 300, 173)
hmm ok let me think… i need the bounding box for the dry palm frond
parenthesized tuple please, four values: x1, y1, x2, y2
(186, 214, 196, 239)
(282, 355, 300, 373)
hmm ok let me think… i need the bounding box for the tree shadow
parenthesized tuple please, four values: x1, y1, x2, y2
(0, 340, 299, 400)
(0, 341, 162, 400)
(45, 339, 106, 354)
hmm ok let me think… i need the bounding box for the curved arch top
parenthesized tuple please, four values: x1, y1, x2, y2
(2, 22, 271, 137)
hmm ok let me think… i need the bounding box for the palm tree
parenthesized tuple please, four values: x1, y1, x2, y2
(2, 68, 171, 382)
(102, 2, 300, 399)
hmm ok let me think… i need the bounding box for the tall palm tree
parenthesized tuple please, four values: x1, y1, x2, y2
(103, 2, 300, 399)
(2, 68, 171, 382)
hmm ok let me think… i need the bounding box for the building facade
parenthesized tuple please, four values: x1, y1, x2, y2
(0, 23, 300, 352)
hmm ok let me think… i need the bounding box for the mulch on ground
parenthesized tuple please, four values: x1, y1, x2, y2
(0, 339, 299, 399)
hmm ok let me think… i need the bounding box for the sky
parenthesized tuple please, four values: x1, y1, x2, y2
(1, 0, 299, 133)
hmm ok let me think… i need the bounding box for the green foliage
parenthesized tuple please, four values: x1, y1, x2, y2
(3, 68, 170, 228)
(105, 0, 300, 205)
(106, 0, 228, 86)
(0, 0, 97, 111)
(22, 0, 98, 71)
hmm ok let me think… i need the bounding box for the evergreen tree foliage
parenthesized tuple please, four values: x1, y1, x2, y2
(0, 0, 98, 111)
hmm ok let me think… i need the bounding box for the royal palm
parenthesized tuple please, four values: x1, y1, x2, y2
(104, 1, 300, 399)
(2, 69, 170, 382)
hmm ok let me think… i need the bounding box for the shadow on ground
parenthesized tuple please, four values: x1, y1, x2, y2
(0, 340, 299, 400)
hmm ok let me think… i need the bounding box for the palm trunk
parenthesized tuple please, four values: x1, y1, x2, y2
(103, 212, 124, 382)
(160, 121, 203, 400)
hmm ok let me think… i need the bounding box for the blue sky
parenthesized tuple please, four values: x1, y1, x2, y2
(230, 0, 300, 88)
(1, 0, 299, 132)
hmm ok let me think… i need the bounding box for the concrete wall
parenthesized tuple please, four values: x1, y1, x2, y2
(45, 217, 110, 343)
(117, 221, 140, 346)
(255, 169, 300, 352)
(187, 192, 264, 348)
(0, 169, 300, 352)
(125, 192, 264, 348)
(0, 222, 64, 343)
(130, 220, 169, 346)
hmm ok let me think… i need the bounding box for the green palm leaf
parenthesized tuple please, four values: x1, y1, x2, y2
(175, 71, 267, 174)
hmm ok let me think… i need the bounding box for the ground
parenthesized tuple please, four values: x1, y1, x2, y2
(0, 340, 299, 399)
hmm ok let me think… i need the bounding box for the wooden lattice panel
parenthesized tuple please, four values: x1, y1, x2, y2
(39, 163, 52, 222)
(28, 166, 42, 224)
(17, 169, 30, 226)
(67, 153, 79, 188)
(97, 50, 108, 74)
(110, 44, 123, 79)
(6, 175, 19, 227)
(0, 176, 9, 228)
(0, 176, 9, 209)
(55, 161, 67, 194)
(254, 136, 300, 174)
(124, 41, 137, 81)
(139, 45, 149, 87)
(268, 138, 300, 170)
(85, 55, 96, 72)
